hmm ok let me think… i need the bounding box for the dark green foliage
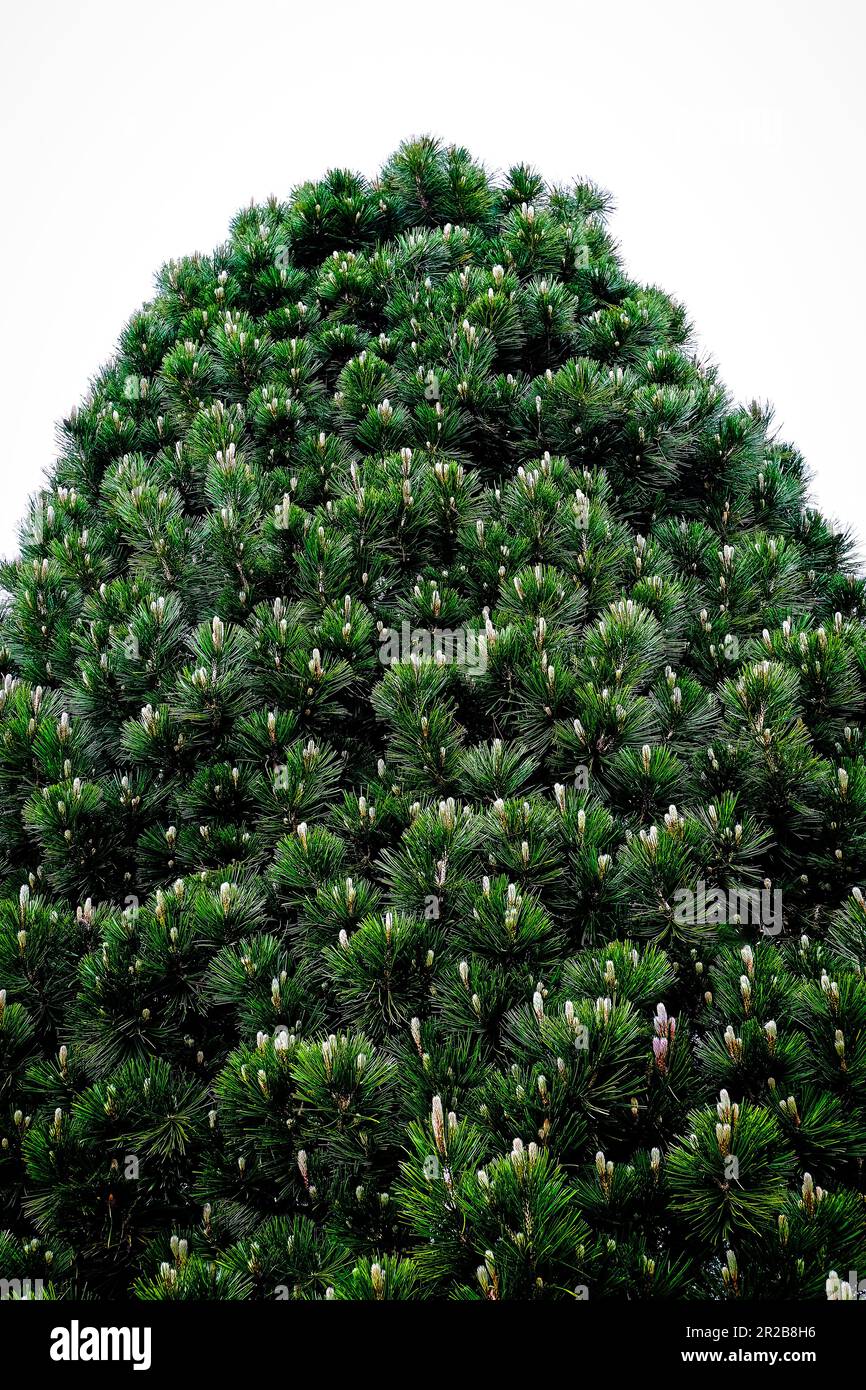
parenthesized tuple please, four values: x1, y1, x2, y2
(0, 137, 865, 1301)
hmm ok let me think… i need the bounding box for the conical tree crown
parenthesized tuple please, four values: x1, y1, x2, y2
(1, 137, 865, 1301)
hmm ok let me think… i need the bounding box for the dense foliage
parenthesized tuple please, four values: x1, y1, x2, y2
(1, 137, 865, 1301)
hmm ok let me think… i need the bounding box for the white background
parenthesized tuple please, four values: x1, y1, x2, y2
(0, 0, 863, 559)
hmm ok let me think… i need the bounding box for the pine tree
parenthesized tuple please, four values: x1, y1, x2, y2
(1, 136, 865, 1301)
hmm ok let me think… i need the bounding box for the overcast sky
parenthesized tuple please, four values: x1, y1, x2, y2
(1, 0, 863, 560)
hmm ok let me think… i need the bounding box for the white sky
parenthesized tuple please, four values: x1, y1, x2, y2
(1, 0, 863, 560)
